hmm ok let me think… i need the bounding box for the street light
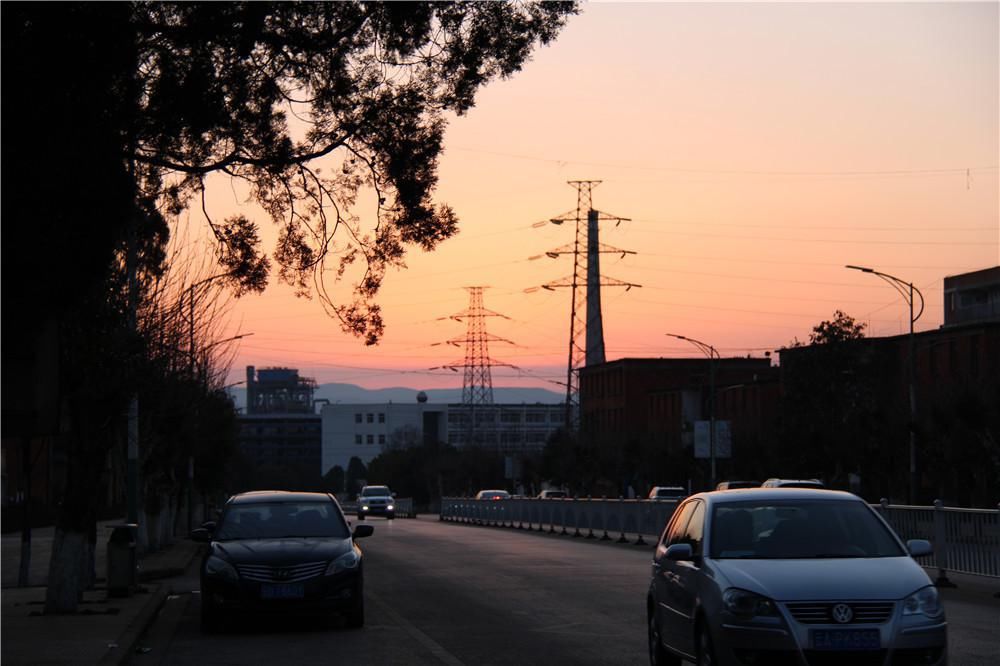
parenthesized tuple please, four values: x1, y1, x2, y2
(665, 333, 721, 489)
(845, 265, 924, 504)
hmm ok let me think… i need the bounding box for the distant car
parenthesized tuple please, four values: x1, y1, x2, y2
(647, 488, 945, 666)
(761, 478, 825, 489)
(648, 486, 688, 501)
(475, 489, 511, 500)
(537, 489, 568, 499)
(716, 481, 760, 491)
(357, 485, 395, 520)
(191, 491, 373, 632)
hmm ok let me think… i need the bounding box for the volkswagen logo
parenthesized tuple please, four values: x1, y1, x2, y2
(831, 603, 854, 624)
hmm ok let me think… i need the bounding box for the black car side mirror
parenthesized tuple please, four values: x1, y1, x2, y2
(353, 524, 374, 539)
(190, 527, 211, 543)
(200, 520, 216, 532)
(665, 543, 694, 561)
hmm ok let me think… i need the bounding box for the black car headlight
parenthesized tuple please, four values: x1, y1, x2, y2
(361, 505, 369, 511)
(204, 555, 238, 583)
(902, 586, 943, 619)
(723, 588, 778, 619)
(326, 549, 361, 576)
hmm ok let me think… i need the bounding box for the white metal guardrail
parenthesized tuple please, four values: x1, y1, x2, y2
(439, 497, 681, 545)
(874, 499, 1000, 582)
(439, 496, 1000, 582)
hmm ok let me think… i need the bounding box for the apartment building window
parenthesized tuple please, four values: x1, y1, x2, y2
(355, 434, 362, 445)
(526, 412, 545, 423)
(366, 434, 374, 445)
(378, 413, 385, 423)
(355, 413, 362, 424)
(378, 434, 386, 445)
(366, 413, 374, 423)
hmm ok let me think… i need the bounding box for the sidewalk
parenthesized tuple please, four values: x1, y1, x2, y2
(2, 530, 200, 666)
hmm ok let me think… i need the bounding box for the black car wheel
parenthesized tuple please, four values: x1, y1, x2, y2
(648, 607, 680, 666)
(357, 513, 365, 521)
(345, 590, 364, 628)
(696, 623, 716, 666)
(201, 595, 222, 633)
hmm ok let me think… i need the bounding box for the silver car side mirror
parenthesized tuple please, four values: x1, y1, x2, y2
(907, 539, 932, 558)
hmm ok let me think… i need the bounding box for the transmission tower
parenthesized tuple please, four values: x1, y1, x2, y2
(532, 181, 639, 430)
(431, 287, 516, 446)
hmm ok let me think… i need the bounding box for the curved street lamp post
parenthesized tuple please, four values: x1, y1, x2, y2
(666, 333, 721, 489)
(845, 265, 924, 504)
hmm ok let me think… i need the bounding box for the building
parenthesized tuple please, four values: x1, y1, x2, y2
(321, 400, 564, 475)
(580, 357, 776, 454)
(943, 266, 1000, 327)
(245, 366, 316, 414)
(237, 367, 321, 480)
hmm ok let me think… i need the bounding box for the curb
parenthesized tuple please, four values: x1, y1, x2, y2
(98, 544, 202, 665)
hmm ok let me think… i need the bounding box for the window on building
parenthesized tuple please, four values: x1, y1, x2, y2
(367, 434, 374, 445)
(378, 434, 386, 445)
(355, 413, 362, 424)
(366, 413, 374, 423)
(355, 434, 362, 445)
(526, 412, 545, 423)
(378, 413, 385, 423)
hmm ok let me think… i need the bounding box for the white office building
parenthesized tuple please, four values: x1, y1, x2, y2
(321, 400, 565, 475)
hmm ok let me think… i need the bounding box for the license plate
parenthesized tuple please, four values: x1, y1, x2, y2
(812, 629, 880, 650)
(260, 583, 304, 600)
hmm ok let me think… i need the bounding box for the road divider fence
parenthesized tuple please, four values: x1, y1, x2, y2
(439, 496, 1000, 583)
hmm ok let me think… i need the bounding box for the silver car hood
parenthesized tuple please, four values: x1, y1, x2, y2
(712, 557, 931, 601)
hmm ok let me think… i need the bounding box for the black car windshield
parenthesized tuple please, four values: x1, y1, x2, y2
(710, 499, 905, 559)
(214, 501, 350, 540)
(361, 487, 389, 497)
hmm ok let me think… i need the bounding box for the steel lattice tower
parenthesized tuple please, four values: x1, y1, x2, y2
(434, 287, 515, 406)
(536, 181, 639, 429)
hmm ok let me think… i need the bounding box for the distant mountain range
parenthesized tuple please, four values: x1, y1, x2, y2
(229, 382, 563, 411)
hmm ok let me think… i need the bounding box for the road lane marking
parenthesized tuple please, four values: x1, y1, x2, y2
(368, 593, 466, 666)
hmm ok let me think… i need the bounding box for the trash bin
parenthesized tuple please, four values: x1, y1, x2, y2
(106, 523, 137, 597)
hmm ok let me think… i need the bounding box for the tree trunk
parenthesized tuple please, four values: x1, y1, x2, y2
(45, 529, 87, 613)
(18, 434, 32, 587)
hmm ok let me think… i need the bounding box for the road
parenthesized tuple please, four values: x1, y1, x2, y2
(128, 516, 999, 666)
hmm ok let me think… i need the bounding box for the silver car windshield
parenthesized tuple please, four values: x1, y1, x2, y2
(214, 501, 350, 540)
(362, 487, 390, 497)
(710, 500, 904, 559)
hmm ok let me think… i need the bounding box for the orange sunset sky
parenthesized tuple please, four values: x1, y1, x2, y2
(191, 1, 998, 392)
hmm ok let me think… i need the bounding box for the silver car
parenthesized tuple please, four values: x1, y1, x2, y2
(647, 489, 946, 666)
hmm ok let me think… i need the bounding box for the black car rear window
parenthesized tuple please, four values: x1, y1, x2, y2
(215, 501, 350, 540)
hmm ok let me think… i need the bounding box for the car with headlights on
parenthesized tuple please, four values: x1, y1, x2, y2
(647, 488, 946, 666)
(191, 491, 373, 632)
(357, 485, 395, 520)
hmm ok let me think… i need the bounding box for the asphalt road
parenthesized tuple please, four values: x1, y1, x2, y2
(127, 516, 999, 666)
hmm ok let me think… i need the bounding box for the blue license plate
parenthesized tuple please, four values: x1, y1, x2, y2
(260, 583, 304, 600)
(812, 629, 880, 650)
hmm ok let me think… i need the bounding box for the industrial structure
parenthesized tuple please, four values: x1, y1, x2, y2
(535, 181, 638, 429)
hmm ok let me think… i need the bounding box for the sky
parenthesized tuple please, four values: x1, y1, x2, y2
(203, 1, 998, 392)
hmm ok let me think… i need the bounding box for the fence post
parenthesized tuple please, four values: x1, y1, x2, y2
(586, 496, 596, 539)
(601, 496, 611, 541)
(634, 501, 647, 546)
(933, 499, 955, 588)
(618, 496, 628, 543)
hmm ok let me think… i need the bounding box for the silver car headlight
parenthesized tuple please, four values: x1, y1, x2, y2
(326, 549, 361, 576)
(723, 588, 778, 619)
(902, 586, 943, 619)
(361, 504, 370, 511)
(387, 504, 395, 511)
(204, 555, 238, 582)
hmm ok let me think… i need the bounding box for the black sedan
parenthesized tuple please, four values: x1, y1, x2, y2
(191, 491, 373, 631)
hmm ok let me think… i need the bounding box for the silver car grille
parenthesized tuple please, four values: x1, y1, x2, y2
(236, 561, 327, 583)
(785, 601, 895, 624)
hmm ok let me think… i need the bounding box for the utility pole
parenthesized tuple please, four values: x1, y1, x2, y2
(432, 287, 516, 447)
(533, 181, 638, 430)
